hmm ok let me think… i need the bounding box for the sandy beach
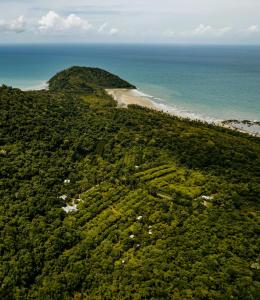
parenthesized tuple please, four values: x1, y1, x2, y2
(106, 89, 158, 110)
(106, 88, 260, 137)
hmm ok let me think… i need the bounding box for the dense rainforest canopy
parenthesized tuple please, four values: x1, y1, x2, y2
(0, 67, 259, 299)
(48, 66, 136, 94)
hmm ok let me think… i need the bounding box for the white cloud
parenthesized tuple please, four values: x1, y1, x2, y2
(216, 26, 232, 36)
(38, 11, 93, 32)
(192, 24, 212, 35)
(98, 23, 108, 33)
(0, 0, 260, 43)
(164, 24, 232, 39)
(191, 24, 231, 36)
(98, 23, 119, 35)
(247, 25, 259, 33)
(0, 15, 26, 33)
(109, 28, 119, 35)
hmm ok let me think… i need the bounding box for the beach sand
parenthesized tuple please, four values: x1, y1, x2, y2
(106, 89, 158, 110)
(106, 88, 259, 137)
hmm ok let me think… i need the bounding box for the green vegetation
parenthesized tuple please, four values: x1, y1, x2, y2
(48, 66, 136, 94)
(0, 67, 259, 299)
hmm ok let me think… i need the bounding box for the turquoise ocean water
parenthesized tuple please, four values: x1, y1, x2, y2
(0, 44, 260, 123)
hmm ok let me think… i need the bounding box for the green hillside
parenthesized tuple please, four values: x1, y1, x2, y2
(0, 67, 259, 299)
(48, 66, 136, 93)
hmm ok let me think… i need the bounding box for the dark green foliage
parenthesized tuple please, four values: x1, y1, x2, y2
(48, 66, 135, 93)
(0, 68, 259, 299)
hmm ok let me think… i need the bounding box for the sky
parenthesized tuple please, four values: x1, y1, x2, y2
(0, 0, 260, 44)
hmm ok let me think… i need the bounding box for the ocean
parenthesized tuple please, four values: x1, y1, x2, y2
(0, 44, 260, 125)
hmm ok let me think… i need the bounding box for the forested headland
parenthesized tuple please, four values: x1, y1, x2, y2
(0, 67, 259, 299)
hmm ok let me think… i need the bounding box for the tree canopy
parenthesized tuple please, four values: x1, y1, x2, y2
(48, 66, 136, 93)
(0, 67, 259, 299)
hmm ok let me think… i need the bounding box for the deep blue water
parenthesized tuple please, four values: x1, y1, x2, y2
(0, 44, 260, 121)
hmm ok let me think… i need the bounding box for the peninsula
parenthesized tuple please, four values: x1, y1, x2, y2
(1, 66, 259, 299)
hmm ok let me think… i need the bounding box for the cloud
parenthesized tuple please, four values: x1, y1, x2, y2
(192, 24, 231, 36)
(247, 25, 259, 33)
(216, 26, 232, 36)
(38, 11, 93, 32)
(98, 23, 108, 33)
(109, 28, 119, 35)
(98, 23, 119, 35)
(163, 24, 232, 39)
(0, 16, 26, 33)
(192, 24, 212, 35)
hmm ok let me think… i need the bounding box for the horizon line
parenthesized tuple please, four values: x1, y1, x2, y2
(1, 42, 260, 46)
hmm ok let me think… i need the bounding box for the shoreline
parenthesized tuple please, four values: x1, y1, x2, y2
(106, 88, 260, 137)
(15, 83, 259, 137)
(106, 88, 158, 110)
